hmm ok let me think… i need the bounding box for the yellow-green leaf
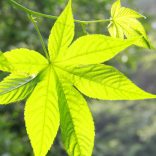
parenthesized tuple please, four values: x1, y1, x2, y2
(0, 52, 11, 72)
(57, 79, 94, 156)
(0, 74, 37, 104)
(118, 18, 152, 48)
(56, 64, 156, 100)
(4, 48, 48, 74)
(25, 67, 60, 156)
(54, 35, 136, 66)
(111, 0, 121, 17)
(48, 0, 74, 60)
(111, 0, 144, 18)
(108, 0, 152, 48)
(108, 22, 124, 39)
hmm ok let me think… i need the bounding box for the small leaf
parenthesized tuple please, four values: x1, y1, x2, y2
(111, 0, 121, 17)
(25, 67, 60, 156)
(57, 79, 94, 156)
(4, 48, 48, 74)
(54, 35, 137, 66)
(111, 0, 144, 18)
(108, 0, 152, 48)
(119, 18, 152, 48)
(56, 64, 156, 100)
(48, 0, 74, 60)
(0, 74, 37, 104)
(108, 22, 124, 39)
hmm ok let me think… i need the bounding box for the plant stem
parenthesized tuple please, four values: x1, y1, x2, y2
(8, 0, 110, 24)
(28, 14, 50, 62)
(80, 23, 89, 35)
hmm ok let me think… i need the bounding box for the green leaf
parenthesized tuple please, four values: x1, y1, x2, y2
(111, 0, 121, 17)
(25, 67, 60, 156)
(111, 0, 144, 18)
(0, 0, 155, 155)
(56, 64, 156, 100)
(4, 48, 48, 74)
(54, 35, 136, 66)
(0, 52, 11, 72)
(108, 0, 152, 48)
(0, 74, 37, 104)
(48, 0, 74, 60)
(118, 18, 152, 48)
(57, 79, 94, 156)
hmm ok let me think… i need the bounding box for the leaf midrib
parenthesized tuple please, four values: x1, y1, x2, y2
(54, 41, 131, 64)
(53, 5, 69, 60)
(55, 65, 152, 98)
(0, 76, 36, 95)
(57, 78, 82, 155)
(39, 67, 51, 156)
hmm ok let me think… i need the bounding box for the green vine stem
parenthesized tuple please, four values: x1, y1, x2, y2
(8, 0, 111, 24)
(81, 23, 89, 35)
(28, 14, 50, 62)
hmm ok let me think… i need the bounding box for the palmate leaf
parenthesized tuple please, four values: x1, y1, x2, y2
(0, 74, 38, 104)
(48, 0, 74, 60)
(54, 35, 136, 66)
(3, 48, 48, 74)
(25, 67, 60, 156)
(57, 79, 94, 156)
(108, 0, 152, 48)
(0, 0, 155, 156)
(55, 64, 156, 100)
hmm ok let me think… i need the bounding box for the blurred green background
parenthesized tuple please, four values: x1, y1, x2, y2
(0, 0, 156, 155)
